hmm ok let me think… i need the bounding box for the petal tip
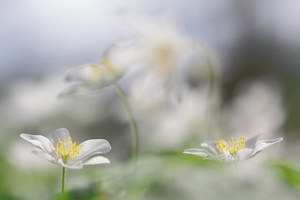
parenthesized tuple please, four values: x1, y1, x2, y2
(200, 143, 208, 147)
(183, 149, 189, 154)
(20, 133, 27, 138)
(56, 128, 68, 132)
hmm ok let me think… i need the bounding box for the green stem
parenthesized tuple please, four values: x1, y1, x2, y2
(113, 83, 139, 163)
(205, 49, 221, 139)
(61, 167, 66, 194)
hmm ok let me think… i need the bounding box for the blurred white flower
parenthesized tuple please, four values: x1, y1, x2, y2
(225, 80, 286, 135)
(130, 71, 173, 111)
(130, 86, 209, 150)
(184, 135, 283, 162)
(122, 11, 194, 75)
(20, 128, 111, 169)
(59, 41, 140, 97)
(122, 12, 208, 108)
(59, 62, 119, 97)
(2, 75, 65, 126)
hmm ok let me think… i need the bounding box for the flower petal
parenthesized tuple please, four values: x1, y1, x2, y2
(65, 64, 102, 84)
(73, 139, 111, 161)
(20, 133, 54, 154)
(57, 159, 83, 169)
(83, 156, 110, 165)
(65, 63, 121, 87)
(201, 141, 219, 155)
(32, 149, 57, 165)
(183, 148, 214, 158)
(58, 84, 110, 98)
(52, 128, 71, 146)
(236, 148, 256, 161)
(245, 134, 261, 148)
(255, 137, 283, 153)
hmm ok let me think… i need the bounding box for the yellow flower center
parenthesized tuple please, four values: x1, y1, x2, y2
(88, 61, 118, 84)
(151, 44, 175, 73)
(216, 137, 246, 157)
(101, 59, 118, 76)
(55, 137, 83, 164)
(89, 65, 101, 83)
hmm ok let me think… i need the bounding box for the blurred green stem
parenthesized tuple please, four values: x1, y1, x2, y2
(113, 83, 139, 163)
(205, 50, 221, 139)
(61, 167, 66, 194)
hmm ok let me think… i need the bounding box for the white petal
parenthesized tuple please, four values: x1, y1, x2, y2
(73, 139, 111, 161)
(236, 148, 256, 161)
(201, 141, 219, 155)
(83, 156, 110, 165)
(32, 149, 57, 165)
(20, 133, 54, 154)
(65, 162, 83, 169)
(52, 128, 70, 146)
(216, 152, 235, 162)
(56, 159, 83, 169)
(183, 148, 213, 158)
(255, 137, 283, 153)
(65, 64, 102, 83)
(58, 84, 110, 98)
(65, 63, 121, 87)
(245, 134, 261, 148)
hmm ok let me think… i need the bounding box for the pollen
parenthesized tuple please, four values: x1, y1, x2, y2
(216, 137, 246, 157)
(55, 137, 83, 164)
(101, 59, 117, 76)
(89, 65, 101, 83)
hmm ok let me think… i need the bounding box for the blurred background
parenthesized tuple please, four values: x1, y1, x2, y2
(1, 0, 300, 199)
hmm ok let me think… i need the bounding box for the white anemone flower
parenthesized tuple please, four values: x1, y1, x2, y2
(184, 135, 283, 162)
(122, 11, 198, 106)
(122, 11, 193, 75)
(58, 61, 119, 97)
(59, 42, 139, 97)
(20, 128, 111, 169)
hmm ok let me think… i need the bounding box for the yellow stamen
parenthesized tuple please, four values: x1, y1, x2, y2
(101, 59, 117, 76)
(55, 137, 83, 164)
(216, 137, 246, 157)
(89, 65, 101, 83)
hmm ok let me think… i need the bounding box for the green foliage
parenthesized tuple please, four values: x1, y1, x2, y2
(270, 162, 300, 189)
(0, 155, 20, 199)
(53, 183, 112, 200)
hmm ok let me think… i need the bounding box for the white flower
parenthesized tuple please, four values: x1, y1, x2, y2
(59, 42, 139, 97)
(58, 62, 119, 97)
(183, 135, 283, 162)
(122, 11, 199, 106)
(122, 11, 193, 74)
(20, 128, 111, 169)
(225, 80, 286, 134)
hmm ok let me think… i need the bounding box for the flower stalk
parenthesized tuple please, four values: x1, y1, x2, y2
(113, 82, 139, 163)
(61, 167, 66, 194)
(204, 49, 221, 140)
(20, 128, 111, 193)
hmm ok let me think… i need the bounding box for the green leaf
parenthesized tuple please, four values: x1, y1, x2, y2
(270, 162, 300, 189)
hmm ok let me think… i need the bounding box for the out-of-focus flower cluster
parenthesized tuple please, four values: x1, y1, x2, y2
(59, 11, 203, 104)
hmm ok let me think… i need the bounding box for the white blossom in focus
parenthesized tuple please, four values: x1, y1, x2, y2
(20, 128, 111, 169)
(184, 135, 283, 162)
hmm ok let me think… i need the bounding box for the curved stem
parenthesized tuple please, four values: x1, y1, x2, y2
(61, 167, 66, 194)
(113, 83, 139, 163)
(205, 49, 221, 140)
